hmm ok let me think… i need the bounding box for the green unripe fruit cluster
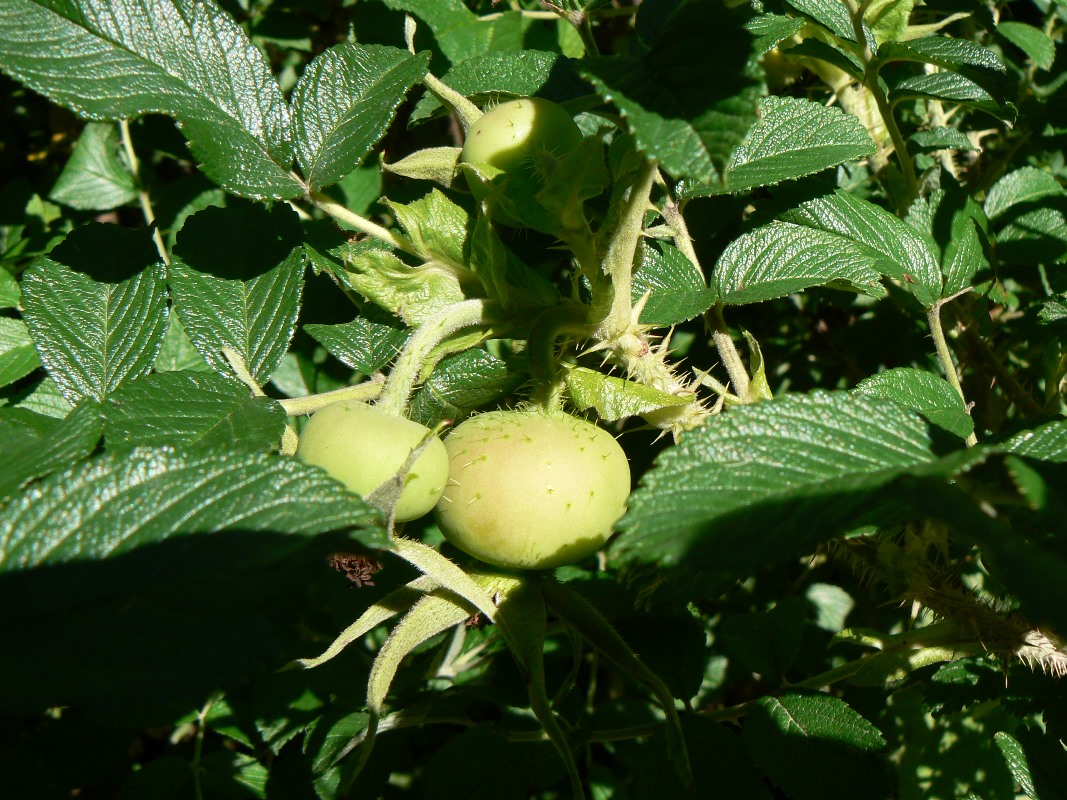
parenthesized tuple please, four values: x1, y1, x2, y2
(434, 411, 631, 571)
(296, 401, 449, 522)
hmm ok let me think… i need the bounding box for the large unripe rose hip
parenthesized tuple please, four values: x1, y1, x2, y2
(296, 401, 449, 522)
(435, 411, 631, 570)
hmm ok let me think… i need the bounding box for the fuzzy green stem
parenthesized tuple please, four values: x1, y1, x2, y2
(927, 303, 979, 446)
(376, 299, 497, 416)
(404, 16, 482, 133)
(595, 160, 657, 339)
(119, 120, 170, 265)
(279, 375, 386, 416)
(528, 303, 595, 411)
(309, 191, 417, 256)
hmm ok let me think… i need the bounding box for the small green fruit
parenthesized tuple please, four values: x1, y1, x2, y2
(461, 97, 583, 226)
(435, 411, 631, 570)
(296, 401, 449, 522)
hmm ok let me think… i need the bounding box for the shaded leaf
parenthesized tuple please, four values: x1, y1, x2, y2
(305, 314, 410, 375)
(169, 202, 305, 383)
(742, 693, 889, 800)
(998, 22, 1056, 71)
(104, 371, 287, 453)
(21, 223, 168, 403)
(408, 348, 518, 427)
(0, 0, 300, 199)
(580, 1, 761, 184)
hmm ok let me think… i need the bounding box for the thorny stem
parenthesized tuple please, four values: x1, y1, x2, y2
(927, 302, 979, 446)
(309, 191, 418, 256)
(663, 193, 754, 402)
(376, 299, 497, 417)
(278, 374, 386, 417)
(119, 120, 170, 265)
(529, 303, 595, 411)
(596, 159, 657, 339)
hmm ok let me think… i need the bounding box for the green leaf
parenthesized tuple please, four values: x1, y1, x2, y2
(566, 365, 691, 422)
(724, 96, 875, 192)
(104, 371, 287, 452)
(381, 0, 490, 65)
(786, 0, 865, 42)
(168, 202, 305, 383)
(904, 188, 989, 300)
(388, 190, 470, 272)
(865, 0, 916, 44)
(909, 127, 980, 153)
(0, 0, 300, 199)
(340, 248, 465, 326)
(0, 269, 19, 308)
(0, 401, 104, 502)
(291, 43, 428, 191)
(746, 13, 806, 54)
(21, 223, 168, 403)
(408, 349, 517, 427)
(410, 50, 588, 123)
(997, 21, 1056, 71)
(994, 732, 1037, 798)
(383, 147, 461, 187)
(49, 122, 138, 211)
(742, 693, 889, 800)
(891, 71, 1017, 122)
(153, 315, 211, 373)
(983, 167, 1065, 221)
(877, 36, 1008, 83)
(1002, 419, 1067, 463)
(781, 188, 942, 305)
(855, 368, 973, 439)
(0, 316, 40, 388)
(0, 448, 384, 572)
(712, 221, 888, 305)
(613, 391, 937, 573)
(580, 2, 761, 184)
(632, 241, 716, 325)
(0, 374, 72, 419)
(305, 314, 410, 375)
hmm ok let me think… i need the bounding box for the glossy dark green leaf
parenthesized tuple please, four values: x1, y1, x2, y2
(0, 0, 300, 199)
(169, 202, 305, 383)
(580, 2, 761, 184)
(910, 127, 979, 153)
(104, 371, 286, 452)
(305, 314, 410, 375)
(855, 368, 973, 440)
(725, 96, 875, 192)
(21, 223, 168, 403)
(633, 241, 716, 325)
(613, 391, 938, 573)
(0, 401, 104, 502)
(291, 43, 428, 191)
(891, 72, 1017, 122)
(408, 348, 517, 427)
